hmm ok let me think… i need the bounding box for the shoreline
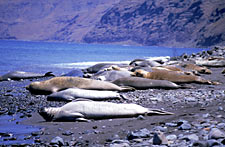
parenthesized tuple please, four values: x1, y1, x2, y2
(0, 46, 224, 146)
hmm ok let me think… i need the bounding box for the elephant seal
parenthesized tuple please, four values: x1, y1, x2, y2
(91, 70, 132, 81)
(26, 77, 133, 94)
(112, 77, 181, 89)
(47, 88, 126, 101)
(195, 57, 225, 67)
(130, 59, 161, 67)
(82, 63, 128, 73)
(133, 69, 218, 85)
(180, 63, 212, 74)
(0, 71, 54, 81)
(39, 99, 173, 121)
(61, 69, 84, 77)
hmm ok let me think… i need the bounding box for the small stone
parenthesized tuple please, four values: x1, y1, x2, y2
(31, 131, 43, 136)
(137, 115, 145, 120)
(62, 130, 74, 136)
(153, 131, 168, 145)
(218, 106, 223, 111)
(221, 138, 225, 145)
(0, 132, 13, 137)
(132, 138, 143, 143)
(93, 126, 97, 129)
(110, 140, 130, 147)
(165, 122, 177, 127)
(202, 113, 210, 118)
(207, 139, 221, 146)
(182, 134, 199, 141)
(185, 97, 196, 102)
(153, 126, 167, 132)
(50, 136, 64, 146)
(192, 141, 208, 147)
(127, 128, 150, 140)
(166, 134, 177, 141)
(178, 123, 191, 130)
(208, 128, 225, 139)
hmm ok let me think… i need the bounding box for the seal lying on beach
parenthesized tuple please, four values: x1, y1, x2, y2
(180, 63, 212, 74)
(27, 77, 134, 94)
(132, 69, 218, 85)
(112, 77, 181, 89)
(39, 99, 173, 121)
(61, 69, 84, 77)
(47, 88, 126, 101)
(91, 70, 131, 81)
(195, 57, 225, 67)
(83, 63, 129, 73)
(129, 59, 161, 67)
(0, 71, 54, 81)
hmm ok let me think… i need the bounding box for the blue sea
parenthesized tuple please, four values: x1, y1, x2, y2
(0, 40, 208, 75)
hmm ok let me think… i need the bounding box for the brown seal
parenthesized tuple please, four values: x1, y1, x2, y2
(180, 63, 212, 74)
(133, 69, 218, 85)
(26, 77, 134, 94)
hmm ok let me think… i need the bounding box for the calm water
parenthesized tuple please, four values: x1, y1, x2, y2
(0, 40, 207, 75)
(0, 114, 40, 145)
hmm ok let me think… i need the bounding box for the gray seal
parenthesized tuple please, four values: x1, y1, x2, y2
(83, 63, 129, 73)
(61, 69, 84, 77)
(0, 71, 54, 81)
(91, 70, 131, 81)
(112, 77, 180, 89)
(47, 88, 126, 101)
(39, 99, 173, 121)
(195, 57, 225, 67)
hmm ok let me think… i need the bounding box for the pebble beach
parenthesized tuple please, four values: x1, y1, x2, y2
(0, 46, 225, 146)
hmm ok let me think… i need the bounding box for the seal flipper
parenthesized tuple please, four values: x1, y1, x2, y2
(72, 98, 93, 102)
(147, 109, 174, 115)
(120, 86, 136, 91)
(44, 72, 55, 77)
(75, 118, 90, 122)
(47, 94, 74, 102)
(60, 111, 85, 121)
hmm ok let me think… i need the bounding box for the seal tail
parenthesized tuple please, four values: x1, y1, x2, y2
(178, 84, 195, 89)
(147, 109, 174, 115)
(44, 72, 55, 77)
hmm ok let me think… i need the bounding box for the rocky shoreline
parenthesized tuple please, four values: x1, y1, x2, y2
(0, 46, 225, 146)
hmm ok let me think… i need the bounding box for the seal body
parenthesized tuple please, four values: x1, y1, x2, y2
(195, 57, 225, 67)
(47, 88, 121, 101)
(61, 69, 84, 77)
(112, 77, 180, 89)
(27, 77, 132, 94)
(180, 63, 212, 74)
(0, 71, 54, 81)
(39, 100, 173, 121)
(92, 70, 131, 81)
(133, 69, 213, 84)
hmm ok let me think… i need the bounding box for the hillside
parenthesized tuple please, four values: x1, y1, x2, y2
(0, 0, 225, 48)
(0, 0, 120, 42)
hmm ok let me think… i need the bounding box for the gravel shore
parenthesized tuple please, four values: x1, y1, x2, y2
(0, 47, 225, 146)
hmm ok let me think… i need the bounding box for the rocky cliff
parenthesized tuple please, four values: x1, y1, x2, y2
(0, 0, 224, 48)
(83, 0, 225, 47)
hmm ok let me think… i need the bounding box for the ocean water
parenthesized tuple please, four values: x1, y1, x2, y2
(0, 40, 207, 75)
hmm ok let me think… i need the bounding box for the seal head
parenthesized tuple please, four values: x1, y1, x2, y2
(38, 107, 54, 121)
